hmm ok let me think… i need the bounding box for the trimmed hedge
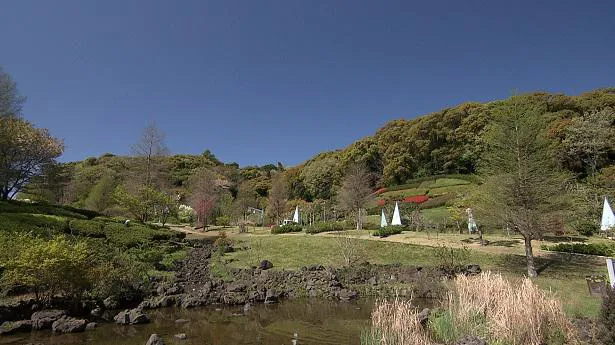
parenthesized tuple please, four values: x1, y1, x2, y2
(372, 225, 406, 238)
(0, 213, 69, 235)
(306, 221, 345, 234)
(68, 219, 106, 237)
(0, 200, 100, 219)
(271, 224, 303, 234)
(542, 243, 615, 256)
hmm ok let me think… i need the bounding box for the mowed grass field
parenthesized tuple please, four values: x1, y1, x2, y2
(205, 228, 608, 318)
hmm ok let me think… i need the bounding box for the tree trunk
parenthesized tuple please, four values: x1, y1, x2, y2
(524, 236, 538, 277)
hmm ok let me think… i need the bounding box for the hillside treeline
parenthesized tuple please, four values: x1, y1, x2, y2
(23, 89, 615, 226)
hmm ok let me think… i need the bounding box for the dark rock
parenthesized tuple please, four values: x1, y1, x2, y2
(264, 289, 279, 304)
(0, 320, 33, 335)
(31, 309, 68, 330)
(455, 335, 487, 345)
(146, 333, 165, 345)
(337, 289, 358, 301)
(86, 322, 97, 330)
(114, 308, 150, 325)
(103, 296, 119, 309)
(52, 317, 87, 333)
(464, 264, 482, 276)
(259, 260, 273, 270)
(90, 307, 103, 318)
(174, 333, 187, 339)
(417, 308, 431, 326)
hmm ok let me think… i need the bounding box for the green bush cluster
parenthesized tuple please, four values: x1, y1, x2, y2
(0, 213, 69, 236)
(372, 225, 405, 237)
(271, 224, 303, 234)
(306, 221, 345, 234)
(0, 200, 99, 219)
(574, 220, 600, 237)
(68, 219, 183, 247)
(542, 242, 615, 256)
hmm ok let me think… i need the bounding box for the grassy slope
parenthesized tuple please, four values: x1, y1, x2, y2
(219, 230, 606, 317)
(0, 200, 186, 280)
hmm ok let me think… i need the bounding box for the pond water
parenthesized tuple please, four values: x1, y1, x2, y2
(1, 299, 381, 345)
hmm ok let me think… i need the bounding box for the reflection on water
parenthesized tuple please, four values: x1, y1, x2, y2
(1, 299, 381, 345)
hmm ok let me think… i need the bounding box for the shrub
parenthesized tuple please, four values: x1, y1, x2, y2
(542, 242, 614, 256)
(0, 234, 94, 305)
(575, 219, 599, 236)
(599, 286, 615, 345)
(0, 213, 69, 235)
(372, 225, 405, 237)
(271, 224, 303, 234)
(433, 244, 471, 272)
(306, 221, 345, 234)
(68, 219, 106, 238)
(216, 215, 231, 226)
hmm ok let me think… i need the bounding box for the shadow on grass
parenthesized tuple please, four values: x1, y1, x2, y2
(541, 235, 588, 243)
(461, 238, 521, 248)
(493, 252, 603, 278)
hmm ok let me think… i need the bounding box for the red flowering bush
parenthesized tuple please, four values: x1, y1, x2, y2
(403, 195, 429, 204)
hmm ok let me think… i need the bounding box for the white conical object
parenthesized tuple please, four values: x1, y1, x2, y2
(380, 209, 388, 228)
(293, 206, 299, 223)
(391, 202, 402, 226)
(601, 197, 615, 231)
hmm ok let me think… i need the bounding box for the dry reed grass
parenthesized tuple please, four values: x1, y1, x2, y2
(363, 272, 577, 345)
(451, 272, 577, 345)
(367, 297, 434, 345)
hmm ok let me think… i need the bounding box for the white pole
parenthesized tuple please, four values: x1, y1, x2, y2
(607, 258, 615, 288)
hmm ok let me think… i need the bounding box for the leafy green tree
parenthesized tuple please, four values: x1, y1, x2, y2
(561, 107, 615, 176)
(300, 155, 341, 199)
(113, 185, 171, 222)
(0, 66, 26, 118)
(478, 96, 569, 277)
(0, 117, 64, 200)
(84, 170, 117, 212)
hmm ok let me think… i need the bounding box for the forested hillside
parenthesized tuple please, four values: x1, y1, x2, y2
(22, 88, 615, 229)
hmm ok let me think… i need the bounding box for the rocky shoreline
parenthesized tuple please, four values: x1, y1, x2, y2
(0, 238, 481, 337)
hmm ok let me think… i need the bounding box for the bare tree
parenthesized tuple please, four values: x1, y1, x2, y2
(267, 173, 288, 225)
(0, 67, 26, 118)
(334, 233, 365, 266)
(337, 163, 373, 230)
(132, 122, 169, 187)
(188, 168, 219, 229)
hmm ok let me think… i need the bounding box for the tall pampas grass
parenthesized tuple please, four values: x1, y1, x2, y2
(451, 272, 577, 345)
(362, 272, 577, 345)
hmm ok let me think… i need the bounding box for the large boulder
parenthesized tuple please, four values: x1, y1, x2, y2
(337, 289, 357, 301)
(31, 309, 68, 330)
(51, 317, 88, 333)
(114, 308, 150, 325)
(0, 320, 32, 335)
(146, 334, 165, 345)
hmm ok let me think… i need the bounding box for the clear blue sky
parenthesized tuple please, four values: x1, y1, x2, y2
(1, 0, 614, 166)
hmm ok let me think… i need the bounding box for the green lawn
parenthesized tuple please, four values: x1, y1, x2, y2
(224, 233, 606, 317)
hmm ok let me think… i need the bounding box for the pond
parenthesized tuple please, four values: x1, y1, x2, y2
(1, 299, 382, 345)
